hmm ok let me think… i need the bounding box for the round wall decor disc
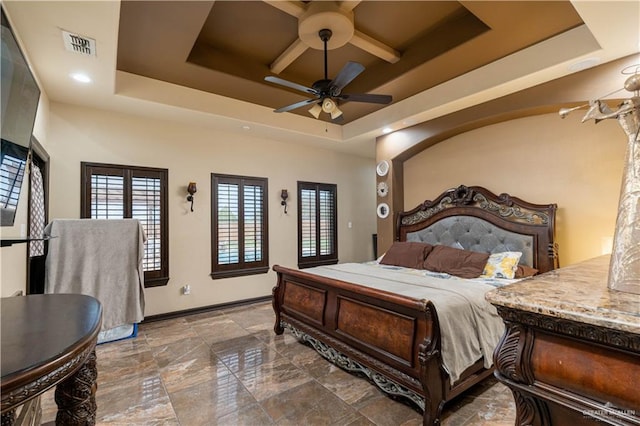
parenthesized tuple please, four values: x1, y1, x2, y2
(376, 160, 389, 176)
(377, 203, 390, 219)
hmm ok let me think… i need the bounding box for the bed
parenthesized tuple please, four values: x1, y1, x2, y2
(272, 185, 558, 425)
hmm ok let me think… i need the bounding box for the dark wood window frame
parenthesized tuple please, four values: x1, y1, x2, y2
(211, 173, 269, 279)
(80, 162, 169, 287)
(297, 181, 338, 269)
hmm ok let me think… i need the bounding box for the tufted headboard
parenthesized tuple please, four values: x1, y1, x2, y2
(396, 185, 559, 273)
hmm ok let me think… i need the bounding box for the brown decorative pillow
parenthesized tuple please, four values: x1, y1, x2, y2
(514, 264, 538, 278)
(423, 245, 490, 278)
(380, 242, 434, 269)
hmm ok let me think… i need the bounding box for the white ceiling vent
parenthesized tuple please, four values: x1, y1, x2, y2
(62, 30, 96, 56)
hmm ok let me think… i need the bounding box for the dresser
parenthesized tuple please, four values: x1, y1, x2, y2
(486, 256, 639, 425)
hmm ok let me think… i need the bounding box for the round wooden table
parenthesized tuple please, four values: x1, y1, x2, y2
(1, 294, 102, 425)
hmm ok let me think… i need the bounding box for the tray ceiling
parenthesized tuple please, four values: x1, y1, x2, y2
(117, 1, 584, 124)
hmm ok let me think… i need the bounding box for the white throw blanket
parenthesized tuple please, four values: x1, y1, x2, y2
(44, 219, 146, 331)
(304, 263, 507, 384)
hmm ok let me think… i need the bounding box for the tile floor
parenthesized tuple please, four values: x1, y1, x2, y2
(41, 301, 515, 425)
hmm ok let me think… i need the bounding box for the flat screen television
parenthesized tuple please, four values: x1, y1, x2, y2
(1, 139, 29, 226)
(1, 6, 40, 226)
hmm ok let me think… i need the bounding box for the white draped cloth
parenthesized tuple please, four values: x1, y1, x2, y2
(44, 219, 146, 331)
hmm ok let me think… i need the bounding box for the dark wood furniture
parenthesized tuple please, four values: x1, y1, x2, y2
(1, 294, 102, 425)
(272, 185, 558, 425)
(487, 255, 640, 425)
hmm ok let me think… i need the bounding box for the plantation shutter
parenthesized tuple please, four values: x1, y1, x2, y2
(300, 187, 317, 258)
(243, 183, 263, 262)
(211, 174, 269, 279)
(131, 175, 162, 273)
(90, 172, 125, 219)
(319, 188, 335, 256)
(297, 182, 337, 268)
(217, 182, 240, 265)
(81, 162, 169, 287)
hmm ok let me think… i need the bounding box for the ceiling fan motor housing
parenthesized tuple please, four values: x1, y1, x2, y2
(312, 79, 332, 96)
(298, 2, 354, 50)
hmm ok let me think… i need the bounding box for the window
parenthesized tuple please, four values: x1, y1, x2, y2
(298, 181, 337, 268)
(81, 162, 169, 287)
(211, 173, 268, 279)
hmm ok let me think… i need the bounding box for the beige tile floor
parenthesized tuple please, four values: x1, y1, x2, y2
(41, 301, 515, 425)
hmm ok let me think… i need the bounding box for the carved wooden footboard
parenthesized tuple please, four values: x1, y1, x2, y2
(272, 264, 493, 425)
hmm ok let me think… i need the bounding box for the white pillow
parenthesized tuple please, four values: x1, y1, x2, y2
(481, 251, 522, 279)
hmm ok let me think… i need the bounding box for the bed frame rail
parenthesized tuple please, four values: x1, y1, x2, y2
(273, 264, 460, 424)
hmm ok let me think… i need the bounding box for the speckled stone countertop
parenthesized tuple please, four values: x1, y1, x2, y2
(486, 255, 640, 334)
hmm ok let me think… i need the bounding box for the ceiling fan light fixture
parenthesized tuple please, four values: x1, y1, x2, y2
(330, 106, 343, 120)
(322, 98, 337, 113)
(309, 103, 322, 118)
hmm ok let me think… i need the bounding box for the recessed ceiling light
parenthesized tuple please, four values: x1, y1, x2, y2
(382, 127, 393, 134)
(70, 72, 91, 83)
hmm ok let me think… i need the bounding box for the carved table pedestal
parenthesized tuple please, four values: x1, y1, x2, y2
(1, 294, 102, 425)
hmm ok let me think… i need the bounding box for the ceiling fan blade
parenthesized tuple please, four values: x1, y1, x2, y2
(265, 76, 317, 95)
(338, 93, 392, 104)
(330, 61, 365, 94)
(274, 98, 318, 113)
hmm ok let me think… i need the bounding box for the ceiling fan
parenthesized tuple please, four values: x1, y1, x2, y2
(264, 29, 392, 122)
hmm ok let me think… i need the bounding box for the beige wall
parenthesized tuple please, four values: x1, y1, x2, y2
(46, 102, 376, 316)
(0, 181, 30, 296)
(402, 112, 626, 266)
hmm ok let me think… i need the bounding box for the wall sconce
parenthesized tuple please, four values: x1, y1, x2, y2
(280, 189, 289, 214)
(187, 182, 197, 212)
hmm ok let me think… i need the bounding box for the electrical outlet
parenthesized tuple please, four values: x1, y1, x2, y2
(182, 285, 191, 295)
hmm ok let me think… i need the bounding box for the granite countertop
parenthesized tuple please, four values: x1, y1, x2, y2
(486, 255, 640, 334)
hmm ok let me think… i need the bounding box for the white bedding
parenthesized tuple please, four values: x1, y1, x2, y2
(302, 262, 517, 384)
